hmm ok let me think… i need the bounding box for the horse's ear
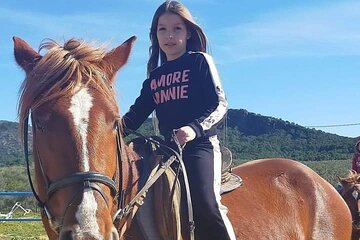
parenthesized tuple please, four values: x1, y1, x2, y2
(102, 36, 136, 80)
(356, 176, 360, 183)
(338, 175, 352, 184)
(13, 36, 42, 73)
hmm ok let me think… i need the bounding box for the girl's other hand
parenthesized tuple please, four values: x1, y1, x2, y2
(175, 126, 196, 145)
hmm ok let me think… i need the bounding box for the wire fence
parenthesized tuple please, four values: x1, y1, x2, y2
(305, 123, 360, 128)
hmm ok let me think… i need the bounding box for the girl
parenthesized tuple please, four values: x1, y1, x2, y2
(122, 1, 236, 239)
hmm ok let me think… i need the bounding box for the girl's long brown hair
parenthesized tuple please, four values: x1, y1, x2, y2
(147, 0, 207, 76)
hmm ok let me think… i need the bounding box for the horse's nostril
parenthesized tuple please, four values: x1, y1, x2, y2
(59, 230, 73, 240)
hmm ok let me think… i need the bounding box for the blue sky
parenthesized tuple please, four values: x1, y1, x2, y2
(1, 0, 359, 137)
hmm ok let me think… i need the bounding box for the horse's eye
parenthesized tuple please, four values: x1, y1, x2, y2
(34, 119, 45, 132)
(114, 120, 120, 130)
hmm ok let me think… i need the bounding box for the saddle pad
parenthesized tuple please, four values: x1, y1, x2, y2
(221, 172, 243, 195)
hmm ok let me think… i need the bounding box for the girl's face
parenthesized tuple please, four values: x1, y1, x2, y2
(156, 12, 190, 61)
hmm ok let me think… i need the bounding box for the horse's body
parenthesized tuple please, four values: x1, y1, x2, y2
(14, 36, 352, 240)
(339, 170, 360, 240)
(224, 159, 352, 239)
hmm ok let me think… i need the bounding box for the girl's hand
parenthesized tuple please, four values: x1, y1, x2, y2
(175, 126, 196, 145)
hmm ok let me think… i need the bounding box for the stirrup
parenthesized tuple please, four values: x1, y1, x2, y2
(221, 146, 232, 173)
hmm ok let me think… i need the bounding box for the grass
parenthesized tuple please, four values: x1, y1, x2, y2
(301, 159, 350, 185)
(235, 159, 350, 186)
(0, 159, 352, 239)
(0, 221, 46, 240)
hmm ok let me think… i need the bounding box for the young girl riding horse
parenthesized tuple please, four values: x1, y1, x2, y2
(121, 1, 235, 239)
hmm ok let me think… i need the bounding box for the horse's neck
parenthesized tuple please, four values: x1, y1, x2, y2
(123, 146, 142, 202)
(116, 146, 143, 238)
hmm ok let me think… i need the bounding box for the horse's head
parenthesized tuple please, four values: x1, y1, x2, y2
(14, 36, 136, 240)
(338, 170, 360, 231)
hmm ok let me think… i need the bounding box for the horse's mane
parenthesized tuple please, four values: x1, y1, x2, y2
(18, 38, 116, 135)
(340, 170, 360, 184)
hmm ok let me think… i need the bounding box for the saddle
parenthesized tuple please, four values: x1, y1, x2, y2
(220, 146, 243, 194)
(128, 137, 242, 240)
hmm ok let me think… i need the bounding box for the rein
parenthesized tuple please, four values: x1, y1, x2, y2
(115, 130, 195, 240)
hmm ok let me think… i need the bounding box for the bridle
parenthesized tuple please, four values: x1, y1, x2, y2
(23, 114, 125, 230)
(24, 113, 195, 239)
(342, 183, 360, 230)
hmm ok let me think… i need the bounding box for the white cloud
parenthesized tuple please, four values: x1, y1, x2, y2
(213, 1, 360, 63)
(0, 7, 148, 43)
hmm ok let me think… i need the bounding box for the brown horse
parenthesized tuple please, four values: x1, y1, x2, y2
(339, 170, 360, 240)
(14, 36, 352, 240)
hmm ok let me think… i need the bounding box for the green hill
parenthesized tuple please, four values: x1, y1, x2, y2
(0, 120, 24, 166)
(0, 109, 356, 167)
(221, 109, 355, 164)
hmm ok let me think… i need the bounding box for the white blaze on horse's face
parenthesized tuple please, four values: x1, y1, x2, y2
(69, 85, 102, 239)
(69, 85, 93, 171)
(74, 191, 102, 239)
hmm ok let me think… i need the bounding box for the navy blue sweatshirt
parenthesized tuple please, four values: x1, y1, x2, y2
(122, 51, 228, 140)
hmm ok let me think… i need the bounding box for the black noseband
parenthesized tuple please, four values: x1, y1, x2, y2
(46, 172, 117, 206)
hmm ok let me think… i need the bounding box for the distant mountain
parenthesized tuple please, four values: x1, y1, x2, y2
(227, 109, 307, 135)
(221, 109, 355, 163)
(0, 120, 24, 166)
(0, 109, 356, 166)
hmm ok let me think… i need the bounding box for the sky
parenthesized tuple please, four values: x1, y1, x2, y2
(1, 0, 359, 138)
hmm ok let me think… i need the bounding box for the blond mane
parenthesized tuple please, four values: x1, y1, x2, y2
(18, 38, 116, 135)
(340, 170, 360, 184)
